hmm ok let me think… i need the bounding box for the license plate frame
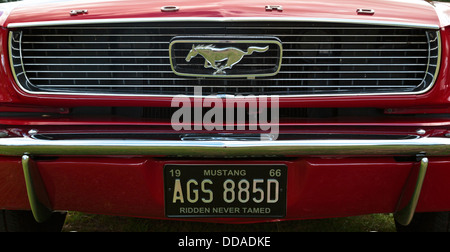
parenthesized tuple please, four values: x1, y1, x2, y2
(164, 164, 287, 218)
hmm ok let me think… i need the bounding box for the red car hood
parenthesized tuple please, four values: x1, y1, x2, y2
(0, 0, 442, 28)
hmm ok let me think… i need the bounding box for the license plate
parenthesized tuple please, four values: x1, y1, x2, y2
(164, 164, 287, 217)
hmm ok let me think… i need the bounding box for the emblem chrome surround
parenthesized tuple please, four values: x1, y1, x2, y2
(169, 37, 283, 78)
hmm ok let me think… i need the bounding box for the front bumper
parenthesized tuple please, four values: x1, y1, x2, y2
(1, 135, 448, 225)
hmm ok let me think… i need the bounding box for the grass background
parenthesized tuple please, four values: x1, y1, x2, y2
(62, 212, 397, 232)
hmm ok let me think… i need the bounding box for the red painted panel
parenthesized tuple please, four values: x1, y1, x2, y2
(2, 0, 441, 28)
(0, 157, 30, 210)
(417, 157, 450, 213)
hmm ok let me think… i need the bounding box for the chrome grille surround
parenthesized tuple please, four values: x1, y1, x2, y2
(8, 20, 441, 97)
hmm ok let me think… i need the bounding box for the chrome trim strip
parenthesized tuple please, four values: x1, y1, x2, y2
(6, 17, 440, 30)
(0, 137, 449, 156)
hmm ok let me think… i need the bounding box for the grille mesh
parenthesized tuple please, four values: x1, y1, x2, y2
(9, 22, 440, 96)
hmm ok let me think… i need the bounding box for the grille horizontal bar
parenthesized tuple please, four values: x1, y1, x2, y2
(9, 21, 440, 97)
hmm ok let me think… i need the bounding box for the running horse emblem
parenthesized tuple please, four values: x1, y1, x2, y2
(185, 44, 269, 75)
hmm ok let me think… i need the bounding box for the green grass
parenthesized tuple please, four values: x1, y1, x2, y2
(62, 212, 396, 232)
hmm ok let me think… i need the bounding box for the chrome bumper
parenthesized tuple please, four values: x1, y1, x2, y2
(0, 136, 448, 156)
(5, 136, 448, 226)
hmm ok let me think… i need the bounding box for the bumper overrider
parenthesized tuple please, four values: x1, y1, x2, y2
(3, 135, 449, 226)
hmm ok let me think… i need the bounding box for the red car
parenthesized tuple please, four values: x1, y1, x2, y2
(0, 0, 450, 232)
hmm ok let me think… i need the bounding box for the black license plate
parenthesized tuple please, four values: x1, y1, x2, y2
(164, 164, 287, 217)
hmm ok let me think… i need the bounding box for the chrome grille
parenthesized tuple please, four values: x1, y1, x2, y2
(9, 22, 440, 96)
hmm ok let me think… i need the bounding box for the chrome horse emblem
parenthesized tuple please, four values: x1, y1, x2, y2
(185, 45, 269, 75)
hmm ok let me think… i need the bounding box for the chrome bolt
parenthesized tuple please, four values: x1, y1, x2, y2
(28, 129, 38, 135)
(416, 129, 426, 135)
